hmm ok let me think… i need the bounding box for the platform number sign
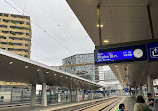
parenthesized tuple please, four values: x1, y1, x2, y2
(147, 42, 158, 61)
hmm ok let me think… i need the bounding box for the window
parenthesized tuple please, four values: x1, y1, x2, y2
(26, 22, 30, 25)
(8, 48, 23, 51)
(2, 31, 9, 34)
(9, 42, 22, 46)
(25, 44, 28, 46)
(23, 49, 28, 52)
(0, 96, 4, 100)
(3, 19, 10, 23)
(11, 20, 24, 24)
(4, 14, 8, 17)
(11, 14, 30, 20)
(19, 22, 23, 24)
(9, 37, 30, 41)
(0, 25, 7, 28)
(10, 31, 23, 35)
(1, 42, 7, 45)
(0, 36, 6, 39)
(24, 55, 28, 58)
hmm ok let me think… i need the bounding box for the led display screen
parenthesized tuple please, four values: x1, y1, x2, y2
(97, 49, 133, 62)
(94, 44, 148, 65)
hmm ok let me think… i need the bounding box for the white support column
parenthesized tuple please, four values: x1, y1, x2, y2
(76, 88, 79, 102)
(90, 89, 94, 100)
(138, 84, 143, 96)
(147, 76, 154, 96)
(129, 87, 132, 96)
(135, 87, 138, 98)
(41, 83, 47, 106)
(30, 84, 36, 106)
(69, 88, 72, 102)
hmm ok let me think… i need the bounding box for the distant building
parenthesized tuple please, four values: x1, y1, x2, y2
(104, 70, 117, 81)
(0, 12, 32, 58)
(98, 69, 123, 96)
(60, 53, 99, 82)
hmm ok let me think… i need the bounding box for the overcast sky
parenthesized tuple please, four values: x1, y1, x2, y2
(0, 0, 95, 66)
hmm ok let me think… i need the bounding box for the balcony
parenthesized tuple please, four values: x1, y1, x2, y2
(0, 39, 7, 42)
(0, 28, 8, 31)
(11, 17, 30, 22)
(10, 28, 30, 33)
(3, 17, 9, 19)
(12, 46, 23, 49)
(0, 22, 10, 25)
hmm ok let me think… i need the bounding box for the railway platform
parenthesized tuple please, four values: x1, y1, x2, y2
(0, 97, 125, 111)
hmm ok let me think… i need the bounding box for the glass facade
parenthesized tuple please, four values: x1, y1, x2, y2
(61, 53, 99, 82)
(104, 70, 117, 81)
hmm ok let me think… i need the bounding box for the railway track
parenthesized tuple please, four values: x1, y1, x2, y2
(99, 98, 122, 111)
(70, 97, 122, 111)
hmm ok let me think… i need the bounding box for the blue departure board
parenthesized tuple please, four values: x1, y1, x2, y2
(94, 44, 147, 65)
(97, 49, 133, 62)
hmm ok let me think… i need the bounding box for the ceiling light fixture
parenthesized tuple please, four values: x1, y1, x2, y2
(103, 40, 109, 43)
(46, 72, 49, 74)
(60, 76, 62, 77)
(100, 24, 103, 27)
(25, 66, 28, 68)
(97, 24, 104, 28)
(9, 62, 13, 64)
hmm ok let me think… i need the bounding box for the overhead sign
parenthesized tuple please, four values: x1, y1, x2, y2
(97, 49, 133, 62)
(147, 42, 158, 61)
(95, 44, 148, 65)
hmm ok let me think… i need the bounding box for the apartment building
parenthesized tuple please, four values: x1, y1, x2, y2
(0, 13, 31, 58)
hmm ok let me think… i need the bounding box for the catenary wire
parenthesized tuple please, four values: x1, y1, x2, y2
(3, 0, 73, 55)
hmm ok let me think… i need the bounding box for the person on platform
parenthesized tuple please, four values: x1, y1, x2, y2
(145, 93, 156, 111)
(118, 103, 125, 111)
(134, 95, 151, 111)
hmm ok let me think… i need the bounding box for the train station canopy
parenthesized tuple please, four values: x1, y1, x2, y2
(0, 49, 104, 89)
(66, 0, 158, 87)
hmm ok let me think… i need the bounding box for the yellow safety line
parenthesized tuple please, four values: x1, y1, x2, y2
(114, 97, 126, 111)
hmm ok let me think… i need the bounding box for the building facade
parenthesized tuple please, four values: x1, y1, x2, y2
(98, 69, 123, 97)
(61, 53, 99, 82)
(0, 13, 31, 58)
(104, 70, 117, 81)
